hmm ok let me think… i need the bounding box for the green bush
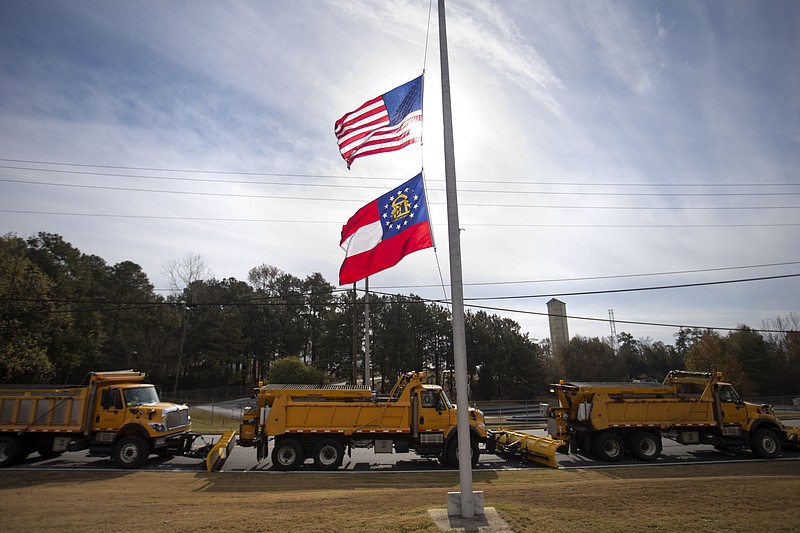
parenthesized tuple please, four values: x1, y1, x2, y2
(269, 357, 326, 385)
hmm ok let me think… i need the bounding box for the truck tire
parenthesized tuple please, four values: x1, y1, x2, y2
(272, 438, 304, 471)
(628, 431, 662, 461)
(592, 431, 625, 462)
(751, 428, 781, 459)
(313, 439, 344, 470)
(445, 435, 480, 468)
(113, 435, 151, 469)
(0, 435, 22, 467)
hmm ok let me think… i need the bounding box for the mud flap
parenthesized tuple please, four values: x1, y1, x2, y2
(256, 434, 267, 462)
(493, 430, 565, 469)
(205, 431, 236, 472)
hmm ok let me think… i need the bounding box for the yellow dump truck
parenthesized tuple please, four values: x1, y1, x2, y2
(541, 370, 800, 463)
(0, 370, 234, 470)
(238, 371, 487, 470)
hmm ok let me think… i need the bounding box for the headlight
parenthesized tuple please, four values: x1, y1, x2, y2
(149, 422, 166, 432)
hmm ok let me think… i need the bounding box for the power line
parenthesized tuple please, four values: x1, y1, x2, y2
(2, 158, 798, 188)
(2, 209, 797, 228)
(458, 273, 800, 301)
(373, 260, 800, 289)
(4, 175, 799, 199)
(4, 272, 794, 336)
(459, 302, 789, 335)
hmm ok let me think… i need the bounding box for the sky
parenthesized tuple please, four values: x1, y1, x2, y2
(1, 0, 798, 346)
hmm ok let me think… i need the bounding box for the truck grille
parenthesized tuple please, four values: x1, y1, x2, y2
(166, 408, 190, 430)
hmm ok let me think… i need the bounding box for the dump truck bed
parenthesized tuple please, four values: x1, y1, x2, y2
(0, 385, 89, 433)
(590, 392, 718, 429)
(268, 398, 411, 435)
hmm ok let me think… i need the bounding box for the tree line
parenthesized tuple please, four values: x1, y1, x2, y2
(1, 232, 798, 399)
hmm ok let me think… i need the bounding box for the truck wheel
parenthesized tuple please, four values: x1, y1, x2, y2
(628, 431, 662, 461)
(445, 435, 480, 468)
(751, 428, 781, 459)
(592, 432, 625, 462)
(113, 435, 151, 469)
(272, 438, 304, 471)
(0, 436, 22, 467)
(313, 439, 344, 470)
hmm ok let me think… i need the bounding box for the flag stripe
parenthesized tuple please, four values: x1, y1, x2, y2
(342, 220, 383, 257)
(340, 199, 379, 245)
(339, 222, 432, 286)
(344, 113, 421, 164)
(336, 110, 389, 145)
(335, 98, 387, 135)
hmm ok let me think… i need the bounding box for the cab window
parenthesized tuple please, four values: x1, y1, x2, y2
(718, 386, 740, 403)
(420, 390, 437, 409)
(101, 389, 123, 410)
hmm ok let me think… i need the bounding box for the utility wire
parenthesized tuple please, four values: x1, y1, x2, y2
(373, 260, 800, 289)
(2, 158, 798, 188)
(3, 174, 799, 199)
(2, 209, 797, 228)
(6, 272, 796, 311)
(459, 273, 800, 301)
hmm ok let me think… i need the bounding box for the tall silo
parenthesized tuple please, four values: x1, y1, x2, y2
(547, 298, 569, 356)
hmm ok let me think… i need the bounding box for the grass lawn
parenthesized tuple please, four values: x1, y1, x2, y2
(2, 461, 799, 532)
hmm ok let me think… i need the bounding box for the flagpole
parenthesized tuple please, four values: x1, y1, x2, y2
(364, 277, 371, 388)
(351, 282, 358, 387)
(438, 0, 477, 519)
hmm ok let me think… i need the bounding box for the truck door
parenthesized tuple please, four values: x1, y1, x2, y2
(717, 385, 748, 426)
(93, 388, 127, 431)
(417, 389, 450, 437)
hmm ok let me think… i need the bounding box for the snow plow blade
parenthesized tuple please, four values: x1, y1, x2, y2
(492, 430, 565, 469)
(784, 425, 800, 448)
(205, 431, 236, 472)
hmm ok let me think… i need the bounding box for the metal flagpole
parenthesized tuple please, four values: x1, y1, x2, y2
(364, 277, 371, 387)
(437, 0, 476, 518)
(351, 282, 358, 386)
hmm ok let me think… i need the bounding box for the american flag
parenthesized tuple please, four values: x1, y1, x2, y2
(334, 75, 423, 169)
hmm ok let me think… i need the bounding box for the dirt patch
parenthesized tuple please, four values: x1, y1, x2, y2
(1, 461, 799, 532)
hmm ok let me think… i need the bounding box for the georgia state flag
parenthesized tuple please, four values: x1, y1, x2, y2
(339, 172, 432, 285)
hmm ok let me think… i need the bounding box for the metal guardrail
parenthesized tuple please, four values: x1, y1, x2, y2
(476, 402, 549, 429)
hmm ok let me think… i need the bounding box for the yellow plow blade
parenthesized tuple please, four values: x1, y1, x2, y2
(495, 430, 565, 469)
(205, 430, 236, 472)
(784, 425, 800, 446)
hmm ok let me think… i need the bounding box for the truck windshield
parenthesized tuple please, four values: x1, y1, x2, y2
(124, 386, 160, 407)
